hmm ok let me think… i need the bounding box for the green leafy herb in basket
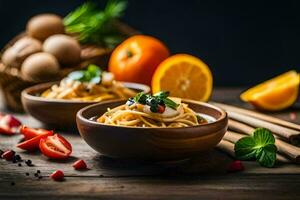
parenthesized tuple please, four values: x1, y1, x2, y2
(63, 0, 127, 49)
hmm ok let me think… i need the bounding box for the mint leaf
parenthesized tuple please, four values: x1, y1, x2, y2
(253, 128, 275, 147)
(133, 92, 147, 104)
(87, 64, 101, 77)
(154, 91, 170, 99)
(127, 91, 179, 113)
(130, 91, 179, 112)
(163, 98, 179, 110)
(234, 128, 277, 168)
(68, 64, 102, 84)
(256, 144, 277, 168)
(153, 91, 179, 110)
(234, 136, 257, 160)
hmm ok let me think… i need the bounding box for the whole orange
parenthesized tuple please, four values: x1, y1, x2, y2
(108, 35, 170, 85)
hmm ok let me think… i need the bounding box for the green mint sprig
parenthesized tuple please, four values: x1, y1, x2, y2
(68, 64, 102, 84)
(234, 128, 277, 168)
(154, 91, 179, 110)
(127, 91, 179, 112)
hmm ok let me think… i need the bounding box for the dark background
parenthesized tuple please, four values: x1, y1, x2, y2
(0, 0, 299, 86)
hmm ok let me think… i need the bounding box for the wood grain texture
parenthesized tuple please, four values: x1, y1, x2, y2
(1, 174, 300, 200)
(1, 87, 300, 200)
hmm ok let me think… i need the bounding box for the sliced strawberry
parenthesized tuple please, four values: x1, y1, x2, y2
(1, 150, 15, 161)
(227, 160, 245, 172)
(72, 159, 87, 170)
(50, 170, 64, 181)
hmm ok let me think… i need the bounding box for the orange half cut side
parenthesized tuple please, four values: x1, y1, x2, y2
(152, 54, 213, 102)
(240, 70, 300, 111)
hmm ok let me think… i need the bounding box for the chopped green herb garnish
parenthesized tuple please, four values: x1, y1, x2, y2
(127, 91, 179, 113)
(133, 92, 147, 104)
(154, 91, 170, 99)
(234, 128, 277, 168)
(68, 64, 102, 84)
(162, 97, 178, 110)
(154, 91, 179, 110)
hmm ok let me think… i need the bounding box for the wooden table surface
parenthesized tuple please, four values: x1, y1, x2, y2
(0, 88, 299, 200)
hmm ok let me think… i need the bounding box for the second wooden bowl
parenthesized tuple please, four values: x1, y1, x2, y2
(21, 82, 150, 129)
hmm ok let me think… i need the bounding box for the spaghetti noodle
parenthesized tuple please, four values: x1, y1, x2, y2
(41, 65, 136, 101)
(97, 92, 208, 128)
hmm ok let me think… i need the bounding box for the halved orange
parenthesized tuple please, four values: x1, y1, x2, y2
(240, 70, 300, 111)
(152, 54, 213, 102)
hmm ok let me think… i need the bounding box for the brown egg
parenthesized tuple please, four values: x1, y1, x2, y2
(43, 34, 81, 66)
(21, 52, 60, 82)
(1, 37, 42, 68)
(27, 14, 65, 41)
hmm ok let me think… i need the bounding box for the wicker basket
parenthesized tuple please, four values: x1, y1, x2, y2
(0, 22, 138, 112)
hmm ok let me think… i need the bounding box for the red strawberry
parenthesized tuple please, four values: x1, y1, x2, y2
(1, 150, 15, 161)
(72, 159, 87, 170)
(50, 170, 64, 181)
(227, 160, 245, 172)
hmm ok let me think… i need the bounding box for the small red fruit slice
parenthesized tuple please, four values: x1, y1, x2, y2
(227, 160, 245, 172)
(72, 159, 87, 170)
(1, 150, 15, 161)
(50, 170, 64, 181)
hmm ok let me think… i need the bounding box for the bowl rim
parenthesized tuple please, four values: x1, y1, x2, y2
(21, 81, 151, 104)
(76, 99, 228, 130)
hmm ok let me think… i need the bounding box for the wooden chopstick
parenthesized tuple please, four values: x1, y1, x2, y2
(217, 140, 235, 157)
(212, 102, 300, 131)
(217, 138, 291, 163)
(223, 131, 245, 143)
(228, 119, 254, 134)
(276, 153, 292, 163)
(227, 111, 300, 144)
(227, 121, 300, 163)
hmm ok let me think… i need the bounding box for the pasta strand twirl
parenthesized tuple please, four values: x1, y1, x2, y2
(41, 78, 136, 102)
(97, 103, 208, 128)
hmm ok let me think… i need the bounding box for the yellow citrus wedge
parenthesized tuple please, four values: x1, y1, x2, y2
(240, 70, 300, 111)
(151, 54, 213, 102)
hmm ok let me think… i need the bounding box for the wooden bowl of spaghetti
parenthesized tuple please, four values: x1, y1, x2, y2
(21, 81, 150, 129)
(76, 99, 228, 161)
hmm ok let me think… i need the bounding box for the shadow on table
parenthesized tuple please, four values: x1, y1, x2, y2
(92, 150, 233, 177)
